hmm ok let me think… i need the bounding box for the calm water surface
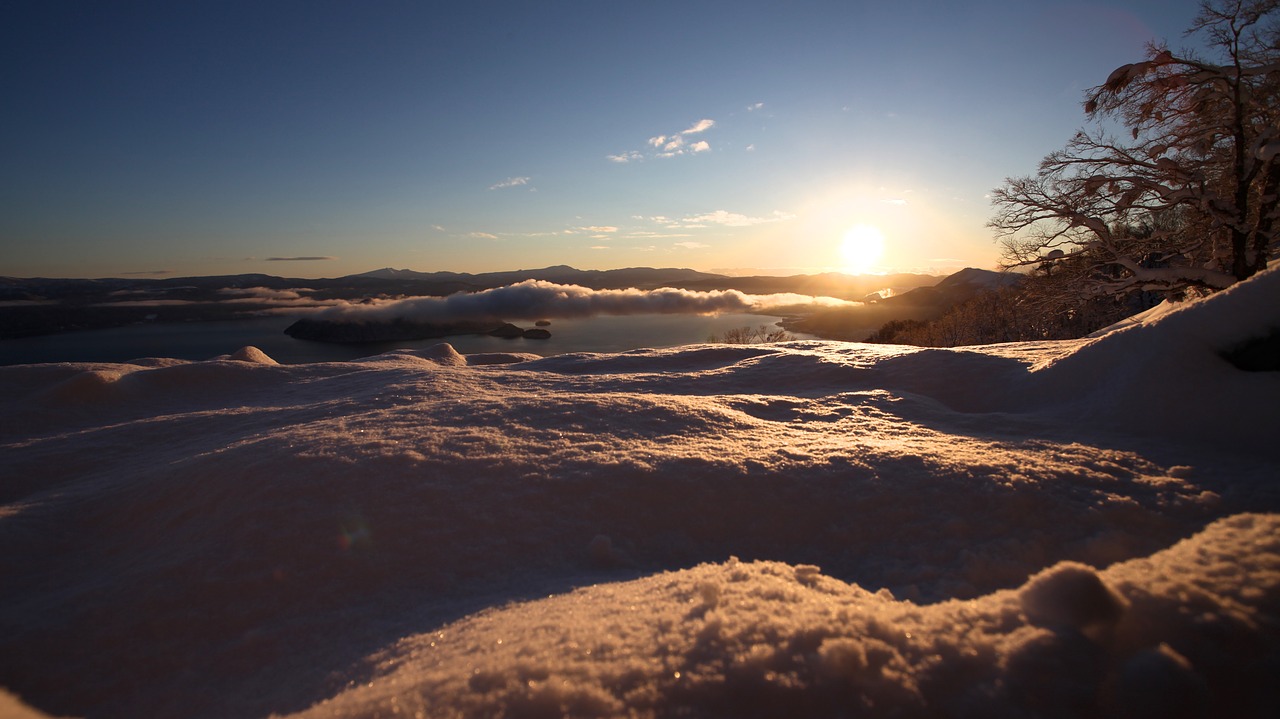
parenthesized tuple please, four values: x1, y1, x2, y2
(0, 313, 810, 365)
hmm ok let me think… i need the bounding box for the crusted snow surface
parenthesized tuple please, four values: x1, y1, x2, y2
(1, 268, 1279, 718)
(294, 515, 1280, 719)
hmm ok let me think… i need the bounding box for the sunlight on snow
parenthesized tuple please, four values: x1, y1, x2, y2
(1, 266, 1278, 718)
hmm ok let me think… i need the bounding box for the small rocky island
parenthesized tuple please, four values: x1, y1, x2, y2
(284, 317, 551, 343)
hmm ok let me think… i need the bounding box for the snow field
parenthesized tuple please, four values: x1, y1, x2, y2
(1, 266, 1278, 717)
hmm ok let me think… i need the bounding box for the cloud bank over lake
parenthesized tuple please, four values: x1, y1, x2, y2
(311, 279, 858, 323)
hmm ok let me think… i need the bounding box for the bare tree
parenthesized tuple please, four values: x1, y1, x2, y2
(991, 0, 1280, 296)
(708, 325, 792, 344)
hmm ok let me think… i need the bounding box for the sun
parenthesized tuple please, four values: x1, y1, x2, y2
(839, 224, 885, 275)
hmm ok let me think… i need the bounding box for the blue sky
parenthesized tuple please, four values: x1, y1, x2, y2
(1, 0, 1201, 278)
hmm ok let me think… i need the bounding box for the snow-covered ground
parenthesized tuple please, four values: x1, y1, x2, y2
(2, 269, 1278, 718)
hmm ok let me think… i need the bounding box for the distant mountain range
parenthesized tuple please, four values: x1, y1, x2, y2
(779, 267, 1021, 341)
(0, 265, 1009, 340)
(353, 264, 722, 288)
(345, 264, 949, 300)
(0, 265, 944, 303)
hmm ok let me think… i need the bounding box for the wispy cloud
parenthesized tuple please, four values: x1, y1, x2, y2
(682, 210, 795, 227)
(121, 269, 174, 276)
(626, 230, 695, 239)
(488, 176, 531, 190)
(218, 287, 308, 300)
(607, 151, 643, 163)
(681, 118, 715, 135)
(468, 232, 499, 240)
(90, 299, 199, 307)
(95, 286, 346, 311)
(214, 287, 348, 309)
(746, 102, 764, 111)
(265, 256, 336, 262)
(509, 210, 794, 249)
(609, 118, 717, 162)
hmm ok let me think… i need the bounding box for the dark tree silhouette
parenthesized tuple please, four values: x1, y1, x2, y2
(991, 0, 1280, 297)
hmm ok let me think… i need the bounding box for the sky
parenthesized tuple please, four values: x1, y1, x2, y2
(0, 0, 1204, 279)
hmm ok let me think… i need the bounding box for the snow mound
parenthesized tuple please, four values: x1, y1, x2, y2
(1, 268, 1277, 718)
(465, 350, 543, 365)
(0, 690, 60, 719)
(1023, 264, 1280, 450)
(1019, 561, 1128, 633)
(360, 344, 540, 367)
(225, 345, 279, 364)
(293, 514, 1280, 719)
(120, 356, 192, 368)
(1086, 298, 1184, 337)
(362, 343, 470, 366)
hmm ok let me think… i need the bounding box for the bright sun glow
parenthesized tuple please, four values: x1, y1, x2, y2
(839, 224, 885, 274)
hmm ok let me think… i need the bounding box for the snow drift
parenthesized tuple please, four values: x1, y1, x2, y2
(1, 268, 1278, 718)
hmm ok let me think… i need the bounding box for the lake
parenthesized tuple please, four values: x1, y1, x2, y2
(0, 313, 812, 365)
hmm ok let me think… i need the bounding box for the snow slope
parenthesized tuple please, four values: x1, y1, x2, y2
(1, 269, 1278, 718)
